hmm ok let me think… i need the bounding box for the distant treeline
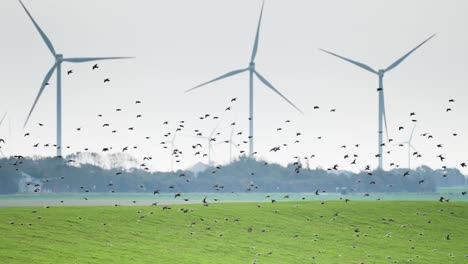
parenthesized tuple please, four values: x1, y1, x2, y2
(0, 155, 465, 194)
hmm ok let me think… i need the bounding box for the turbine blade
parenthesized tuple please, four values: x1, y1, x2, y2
(18, 0, 56, 56)
(319, 49, 377, 74)
(0, 148, 5, 158)
(62, 57, 134, 63)
(187, 135, 209, 140)
(24, 63, 57, 128)
(254, 70, 303, 114)
(185, 68, 249, 93)
(250, 0, 265, 63)
(409, 124, 417, 143)
(0, 112, 7, 127)
(410, 144, 418, 153)
(384, 34, 436, 72)
(231, 141, 241, 150)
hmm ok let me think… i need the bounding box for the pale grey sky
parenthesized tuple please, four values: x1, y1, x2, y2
(1, 0, 467, 173)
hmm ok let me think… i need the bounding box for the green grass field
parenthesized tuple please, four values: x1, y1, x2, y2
(0, 201, 467, 263)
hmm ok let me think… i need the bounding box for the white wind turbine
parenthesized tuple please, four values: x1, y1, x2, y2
(0, 112, 7, 157)
(186, 0, 302, 158)
(194, 122, 222, 167)
(19, 0, 133, 157)
(398, 124, 418, 170)
(165, 130, 180, 172)
(217, 125, 241, 163)
(320, 34, 435, 170)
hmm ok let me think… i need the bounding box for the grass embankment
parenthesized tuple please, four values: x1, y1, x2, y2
(0, 201, 466, 263)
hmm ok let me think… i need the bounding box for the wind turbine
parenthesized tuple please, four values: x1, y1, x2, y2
(320, 34, 435, 170)
(227, 126, 241, 163)
(194, 122, 222, 166)
(186, 1, 302, 157)
(19, 0, 133, 157)
(217, 125, 241, 163)
(398, 124, 418, 170)
(0, 112, 7, 157)
(165, 130, 180, 172)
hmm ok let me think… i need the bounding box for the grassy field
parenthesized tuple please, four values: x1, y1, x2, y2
(0, 201, 467, 263)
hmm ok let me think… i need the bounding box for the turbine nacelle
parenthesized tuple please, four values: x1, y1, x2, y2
(378, 69, 385, 77)
(249, 62, 256, 71)
(55, 54, 63, 62)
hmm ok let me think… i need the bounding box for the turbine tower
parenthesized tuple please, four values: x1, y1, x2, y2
(186, 0, 302, 157)
(320, 34, 435, 170)
(19, 0, 133, 157)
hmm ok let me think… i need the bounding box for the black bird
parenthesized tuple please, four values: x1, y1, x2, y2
(92, 64, 99, 70)
(104, 78, 110, 83)
(437, 155, 445, 162)
(67, 70, 73, 75)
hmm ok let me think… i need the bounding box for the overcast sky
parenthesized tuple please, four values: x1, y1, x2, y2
(1, 0, 467, 173)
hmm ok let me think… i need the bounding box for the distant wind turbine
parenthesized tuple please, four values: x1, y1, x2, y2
(0, 112, 7, 128)
(194, 121, 222, 166)
(217, 125, 241, 163)
(165, 130, 179, 172)
(18, 0, 134, 157)
(228, 126, 241, 163)
(0, 112, 7, 157)
(186, 0, 302, 157)
(320, 34, 435, 170)
(399, 124, 418, 170)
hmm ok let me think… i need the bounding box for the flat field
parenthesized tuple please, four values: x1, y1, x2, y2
(0, 201, 467, 263)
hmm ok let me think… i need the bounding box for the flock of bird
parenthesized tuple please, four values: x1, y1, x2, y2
(0, 59, 466, 199)
(0, 1, 467, 203)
